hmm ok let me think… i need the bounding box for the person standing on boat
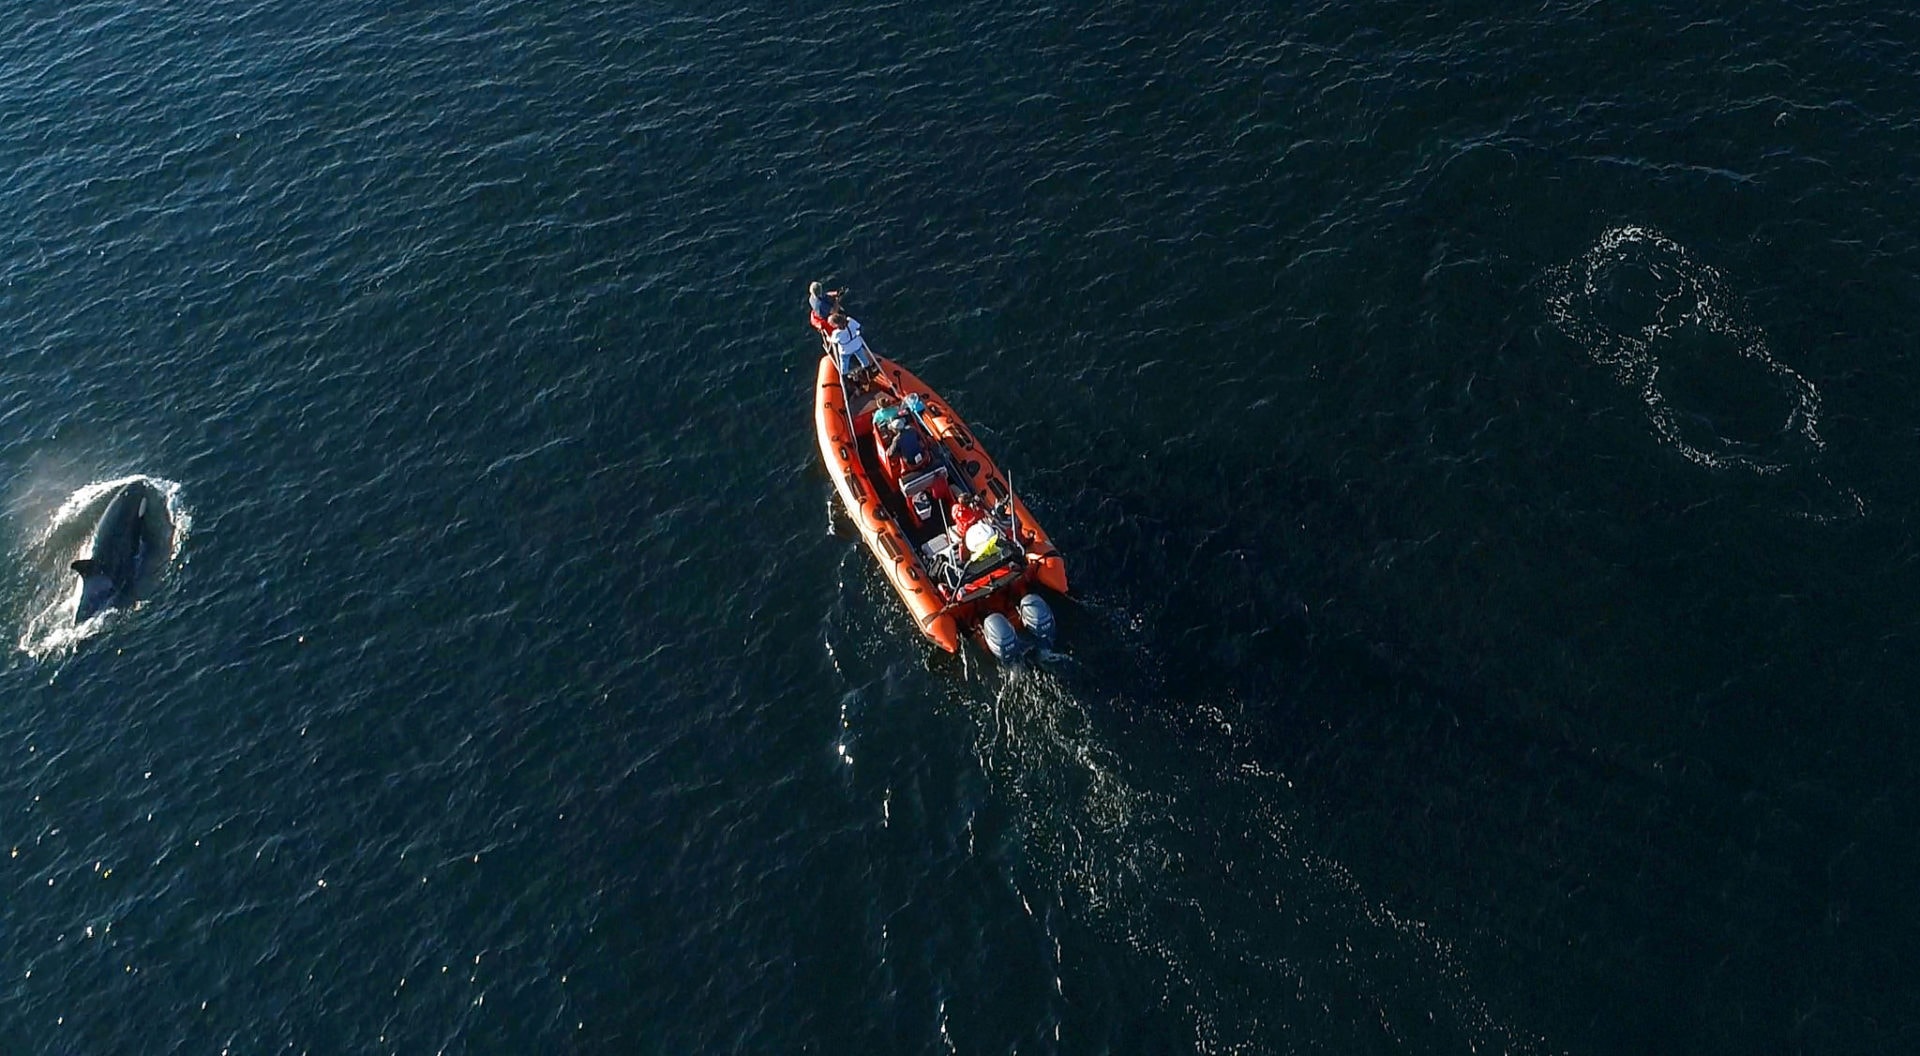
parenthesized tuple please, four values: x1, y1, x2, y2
(828, 310, 877, 379)
(808, 281, 843, 334)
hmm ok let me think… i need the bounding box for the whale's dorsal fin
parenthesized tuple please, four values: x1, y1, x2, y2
(71, 558, 101, 576)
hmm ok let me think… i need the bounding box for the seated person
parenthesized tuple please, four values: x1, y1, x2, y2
(881, 419, 928, 475)
(807, 281, 843, 333)
(949, 493, 986, 542)
(828, 311, 877, 378)
(870, 394, 904, 436)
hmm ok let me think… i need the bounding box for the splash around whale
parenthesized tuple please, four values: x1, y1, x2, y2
(18, 475, 189, 656)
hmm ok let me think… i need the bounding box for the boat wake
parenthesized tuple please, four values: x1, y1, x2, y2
(822, 555, 1550, 1050)
(14, 475, 191, 658)
(961, 632, 1553, 1054)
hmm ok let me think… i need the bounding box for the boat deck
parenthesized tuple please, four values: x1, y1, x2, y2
(855, 430, 942, 551)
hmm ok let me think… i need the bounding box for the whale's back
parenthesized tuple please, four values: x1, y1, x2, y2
(71, 482, 161, 623)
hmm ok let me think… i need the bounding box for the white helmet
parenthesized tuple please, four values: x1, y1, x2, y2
(964, 522, 1001, 557)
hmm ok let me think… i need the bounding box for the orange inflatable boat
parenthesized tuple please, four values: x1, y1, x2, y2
(814, 329, 1067, 659)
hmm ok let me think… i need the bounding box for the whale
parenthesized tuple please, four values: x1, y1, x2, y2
(71, 481, 161, 623)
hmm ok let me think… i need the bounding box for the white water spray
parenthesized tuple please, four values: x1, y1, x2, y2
(16, 475, 190, 658)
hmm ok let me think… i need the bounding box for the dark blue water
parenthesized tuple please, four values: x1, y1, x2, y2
(2, 1, 1917, 1052)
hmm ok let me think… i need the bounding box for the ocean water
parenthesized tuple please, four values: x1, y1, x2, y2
(0, 1, 1916, 1052)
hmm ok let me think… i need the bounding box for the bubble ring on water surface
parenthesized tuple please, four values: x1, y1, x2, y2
(17, 475, 191, 658)
(1543, 224, 1824, 475)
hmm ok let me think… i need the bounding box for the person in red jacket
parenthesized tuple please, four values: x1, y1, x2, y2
(948, 493, 989, 559)
(951, 493, 985, 535)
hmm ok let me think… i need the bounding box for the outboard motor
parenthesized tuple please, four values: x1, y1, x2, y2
(981, 612, 1027, 662)
(1016, 594, 1056, 646)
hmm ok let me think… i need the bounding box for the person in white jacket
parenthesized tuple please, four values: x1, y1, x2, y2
(827, 310, 876, 379)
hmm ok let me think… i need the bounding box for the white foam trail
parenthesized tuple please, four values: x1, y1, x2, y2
(968, 664, 1553, 1054)
(17, 475, 191, 658)
(19, 579, 114, 657)
(820, 581, 1550, 1049)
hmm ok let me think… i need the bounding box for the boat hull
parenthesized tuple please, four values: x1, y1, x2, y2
(815, 353, 1067, 653)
